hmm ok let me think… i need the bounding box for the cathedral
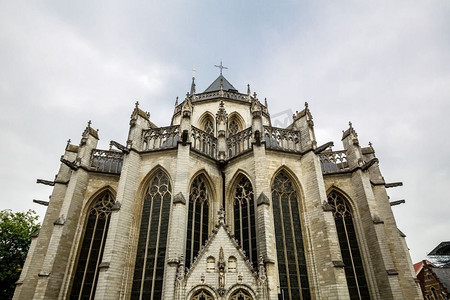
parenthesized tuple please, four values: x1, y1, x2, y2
(14, 68, 422, 299)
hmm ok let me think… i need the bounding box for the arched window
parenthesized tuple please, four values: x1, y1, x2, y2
(206, 257, 215, 272)
(228, 119, 240, 135)
(186, 175, 210, 268)
(229, 289, 253, 300)
(191, 289, 214, 300)
(271, 171, 310, 300)
(228, 256, 237, 272)
(131, 170, 172, 300)
(203, 118, 214, 135)
(431, 287, 438, 300)
(70, 191, 114, 300)
(328, 191, 370, 300)
(233, 176, 257, 268)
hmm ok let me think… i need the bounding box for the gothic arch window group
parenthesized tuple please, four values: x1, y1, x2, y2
(70, 191, 115, 300)
(186, 175, 210, 268)
(131, 170, 172, 300)
(328, 190, 370, 300)
(233, 175, 257, 268)
(271, 171, 310, 300)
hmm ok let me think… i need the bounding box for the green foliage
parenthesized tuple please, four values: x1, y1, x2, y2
(0, 209, 40, 299)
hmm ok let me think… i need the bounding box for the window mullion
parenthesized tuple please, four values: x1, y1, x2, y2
(78, 214, 99, 300)
(140, 195, 155, 299)
(89, 214, 110, 299)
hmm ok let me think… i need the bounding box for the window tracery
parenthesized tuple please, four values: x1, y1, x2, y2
(271, 171, 310, 300)
(190, 289, 214, 300)
(131, 170, 172, 300)
(186, 175, 210, 268)
(203, 118, 214, 135)
(228, 119, 240, 135)
(70, 192, 115, 300)
(229, 289, 253, 300)
(328, 191, 370, 300)
(233, 176, 257, 268)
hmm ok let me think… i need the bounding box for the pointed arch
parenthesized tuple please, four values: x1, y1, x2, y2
(186, 172, 213, 268)
(228, 112, 245, 135)
(69, 189, 115, 300)
(228, 171, 257, 269)
(198, 112, 216, 135)
(271, 168, 310, 300)
(131, 167, 173, 299)
(327, 188, 370, 300)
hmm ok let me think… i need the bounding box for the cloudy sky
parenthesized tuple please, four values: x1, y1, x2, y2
(1, 1, 449, 264)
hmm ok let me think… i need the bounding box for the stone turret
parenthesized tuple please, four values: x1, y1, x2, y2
(290, 102, 316, 151)
(342, 121, 364, 169)
(128, 101, 151, 150)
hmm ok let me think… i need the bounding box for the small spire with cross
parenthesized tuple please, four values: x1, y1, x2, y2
(214, 61, 228, 75)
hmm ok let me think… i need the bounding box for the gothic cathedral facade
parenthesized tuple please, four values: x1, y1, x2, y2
(14, 74, 422, 299)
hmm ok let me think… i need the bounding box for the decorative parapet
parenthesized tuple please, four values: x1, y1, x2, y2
(90, 149, 124, 174)
(263, 126, 302, 153)
(319, 150, 350, 174)
(142, 125, 180, 151)
(227, 127, 252, 159)
(191, 126, 217, 159)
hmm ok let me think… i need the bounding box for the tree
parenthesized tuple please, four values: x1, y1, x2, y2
(0, 209, 40, 299)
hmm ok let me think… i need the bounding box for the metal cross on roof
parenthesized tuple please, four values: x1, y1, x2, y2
(214, 61, 228, 75)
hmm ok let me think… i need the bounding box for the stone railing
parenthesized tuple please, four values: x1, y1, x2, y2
(90, 149, 124, 174)
(191, 126, 217, 159)
(142, 125, 180, 151)
(263, 126, 302, 153)
(319, 150, 349, 174)
(193, 91, 250, 102)
(227, 127, 253, 159)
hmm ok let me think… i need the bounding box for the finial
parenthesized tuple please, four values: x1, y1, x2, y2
(214, 61, 228, 75)
(369, 141, 372, 147)
(186, 92, 190, 98)
(253, 92, 257, 98)
(135, 101, 139, 108)
(87, 120, 91, 127)
(247, 84, 250, 95)
(66, 139, 71, 146)
(305, 102, 309, 109)
(175, 96, 178, 106)
(349, 121, 352, 128)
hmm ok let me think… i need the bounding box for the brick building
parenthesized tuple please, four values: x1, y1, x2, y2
(14, 71, 422, 299)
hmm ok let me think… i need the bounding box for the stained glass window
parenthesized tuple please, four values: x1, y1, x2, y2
(272, 171, 311, 300)
(190, 289, 214, 300)
(131, 170, 172, 300)
(229, 289, 253, 300)
(186, 175, 209, 268)
(70, 192, 114, 300)
(229, 119, 239, 135)
(328, 191, 370, 300)
(204, 118, 214, 135)
(233, 176, 257, 268)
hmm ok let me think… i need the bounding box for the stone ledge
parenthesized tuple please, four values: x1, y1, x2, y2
(99, 262, 110, 269)
(332, 261, 345, 268)
(386, 269, 399, 275)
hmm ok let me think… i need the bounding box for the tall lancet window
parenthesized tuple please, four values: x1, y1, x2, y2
(328, 191, 370, 300)
(70, 191, 114, 300)
(131, 170, 172, 300)
(233, 176, 257, 268)
(271, 171, 310, 300)
(186, 175, 210, 268)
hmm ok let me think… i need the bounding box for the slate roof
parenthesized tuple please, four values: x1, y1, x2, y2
(204, 75, 238, 93)
(429, 242, 450, 256)
(432, 267, 450, 291)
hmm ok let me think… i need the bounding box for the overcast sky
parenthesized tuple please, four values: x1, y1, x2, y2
(1, 1, 449, 264)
